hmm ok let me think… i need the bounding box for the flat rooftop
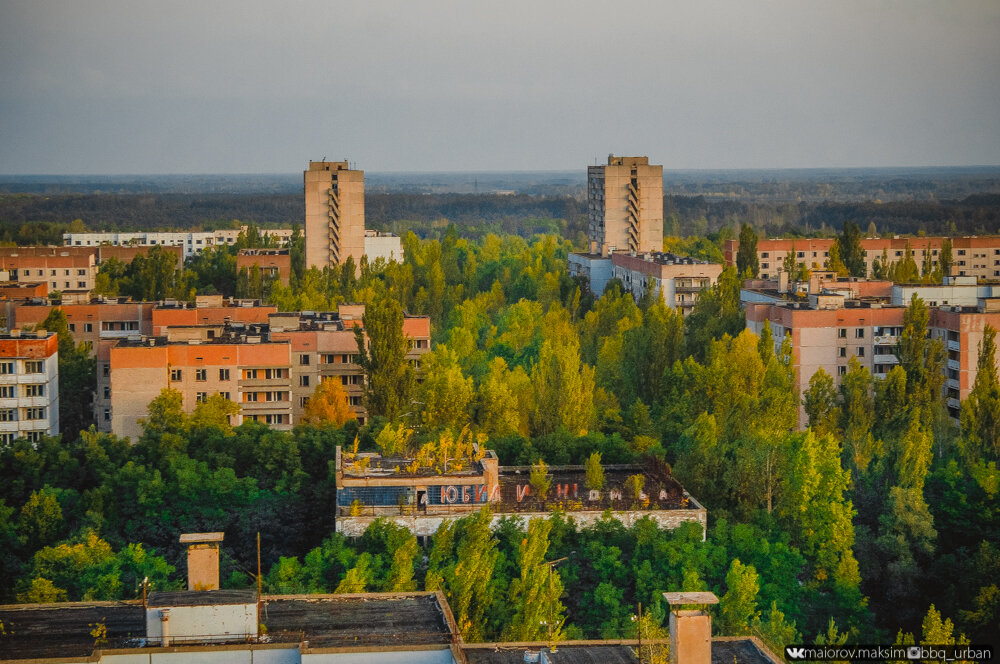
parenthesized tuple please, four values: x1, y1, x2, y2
(262, 593, 454, 647)
(465, 644, 638, 664)
(0, 601, 144, 660)
(0, 592, 454, 659)
(498, 465, 695, 511)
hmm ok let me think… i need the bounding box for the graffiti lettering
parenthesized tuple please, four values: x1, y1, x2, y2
(516, 484, 530, 502)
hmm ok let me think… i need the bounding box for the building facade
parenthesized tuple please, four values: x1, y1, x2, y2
(745, 293, 1000, 422)
(99, 307, 431, 438)
(587, 155, 663, 255)
(611, 251, 723, 313)
(0, 331, 59, 443)
(363, 230, 404, 263)
(62, 228, 292, 260)
(0, 249, 96, 293)
(235, 249, 292, 285)
(335, 446, 706, 538)
(724, 236, 1000, 281)
(304, 161, 366, 270)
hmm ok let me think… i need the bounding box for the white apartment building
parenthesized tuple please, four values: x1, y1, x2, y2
(0, 331, 60, 443)
(63, 228, 293, 260)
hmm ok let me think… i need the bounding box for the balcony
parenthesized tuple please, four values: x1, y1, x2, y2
(948, 339, 961, 352)
(873, 354, 899, 365)
(947, 359, 960, 371)
(947, 378, 959, 389)
(238, 377, 291, 388)
(240, 400, 292, 411)
(947, 397, 960, 410)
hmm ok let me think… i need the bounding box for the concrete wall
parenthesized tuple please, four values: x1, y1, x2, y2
(145, 603, 257, 644)
(337, 508, 707, 538)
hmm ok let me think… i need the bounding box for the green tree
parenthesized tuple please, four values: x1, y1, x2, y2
(19, 488, 63, 550)
(736, 224, 759, 278)
(531, 335, 595, 436)
(803, 368, 839, 436)
(960, 325, 1000, 461)
(476, 358, 531, 437)
(504, 518, 565, 642)
(41, 308, 95, 439)
(585, 451, 605, 491)
(530, 460, 552, 501)
(355, 297, 415, 420)
(837, 221, 866, 277)
(335, 553, 372, 593)
(416, 346, 474, 430)
(939, 238, 954, 277)
(448, 507, 498, 641)
(825, 242, 849, 277)
(838, 358, 878, 474)
(718, 559, 760, 635)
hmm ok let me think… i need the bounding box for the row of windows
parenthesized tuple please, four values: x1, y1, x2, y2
(171, 368, 232, 381)
(0, 407, 47, 421)
(837, 329, 867, 339)
(0, 431, 43, 443)
(243, 391, 289, 402)
(0, 384, 46, 398)
(0, 361, 45, 375)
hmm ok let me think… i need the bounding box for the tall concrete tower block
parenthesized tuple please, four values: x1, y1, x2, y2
(587, 155, 663, 255)
(304, 161, 366, 270)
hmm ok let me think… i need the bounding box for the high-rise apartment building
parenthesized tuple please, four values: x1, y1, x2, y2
(304, 161, 366, 270)
(587, 155, 663, 255)
(0, 331, 59, 443)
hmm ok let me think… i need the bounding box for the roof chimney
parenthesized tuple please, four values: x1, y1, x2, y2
(664, 591, 719, 664)
(778, 270, 789, 294)
(180, 532, 224, 590)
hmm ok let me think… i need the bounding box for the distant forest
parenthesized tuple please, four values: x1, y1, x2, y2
(2, 191, 1000, 246)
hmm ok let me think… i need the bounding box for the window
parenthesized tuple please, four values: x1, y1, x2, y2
(0, 386, 13, 398)
(219, 368, 230, 381)
(856, 328, 865, 339)
(50, 269, 56, 276)
(958, 249, 966, 256)
(0, 433, 13, 444)
(77, 282, 86, 288)
(761, 263, 769, 270)
(839, 347, 847, 357)
(857, 347, 865, 357)
(245, 392, 258, 402)
(170, 369, 182, 381)
(838, 366, 847, 376)
(299, 375, 310, 388)
(103, 385, 110, 399)
(348, 396, 362, 406)
(797, 252, 804, 258)
(85, 323, 93, 333)
(838, 329, 847, 339)
(0, 409, 16, 421)
(102, 363, 110, 377)
(0, 362, 13, 375)
(23, 407, 45, 420)
(104, 408, 111, 421)
(220, 392, 231, 401)
(78, 269, 87, 276)
(299, 397, 309, 407)
(69, 323, 76, 332)
(195, 368, 207, 381)
(762, 252, 769, 258)
(340, 374, 361, 386)
(196, 392, 208, 402)
(64, 269, 70, 276)
(299, 354, 310, 365)
(23, 384, 44, 397)
(24, 361, 43, 374)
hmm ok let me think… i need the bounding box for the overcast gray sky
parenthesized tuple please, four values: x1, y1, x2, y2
(1, 0, 999, 174)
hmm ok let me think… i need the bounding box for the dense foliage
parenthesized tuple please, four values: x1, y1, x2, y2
(0, 226, 997, 649)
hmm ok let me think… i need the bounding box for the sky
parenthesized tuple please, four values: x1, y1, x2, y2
(1, 1, 999, 174)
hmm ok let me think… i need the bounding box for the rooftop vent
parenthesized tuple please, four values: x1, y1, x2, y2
(664, 591, 719, 664)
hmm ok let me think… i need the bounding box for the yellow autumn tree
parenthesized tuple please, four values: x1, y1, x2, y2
(303, 378, 357, 427)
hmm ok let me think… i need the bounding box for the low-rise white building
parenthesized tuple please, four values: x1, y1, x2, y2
(63, 228, 293, 260)
(364, 230, 405, 263)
